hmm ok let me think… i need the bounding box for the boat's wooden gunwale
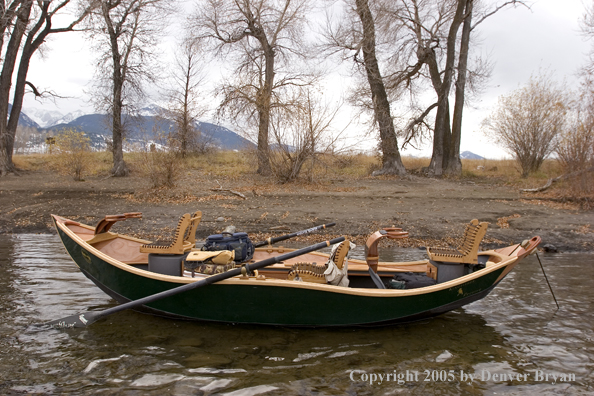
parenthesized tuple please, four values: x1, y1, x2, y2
(53, 215, 520, 298)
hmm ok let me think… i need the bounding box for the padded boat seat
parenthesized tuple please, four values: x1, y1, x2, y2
(139, 211, 202, 255)
(427, 219, 488, 264)
(287, 262, 328, 283)
(287, 239, 352, 284)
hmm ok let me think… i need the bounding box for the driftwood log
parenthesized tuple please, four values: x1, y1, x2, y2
(520, 166, 594, 193)
(211, 180, 247, 199)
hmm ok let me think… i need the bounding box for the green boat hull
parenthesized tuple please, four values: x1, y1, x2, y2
(56, 224, 513, 327)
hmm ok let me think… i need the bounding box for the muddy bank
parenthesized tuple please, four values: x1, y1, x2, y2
(1, 170, 592, 252)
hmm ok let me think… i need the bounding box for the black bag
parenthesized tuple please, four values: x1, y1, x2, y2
(202, 232, 254, 262)
(390, 272, 437, 289)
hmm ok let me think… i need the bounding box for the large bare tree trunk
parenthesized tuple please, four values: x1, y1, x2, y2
(8, 2, 52, 159)
(428, 0, 466, 176)
(102, 1, 130, 177)
(446, 0, 473, 176)
(0, 1, 91, 175)
(256, 47, 274, 176)
(355, 0, 406, 176)
(0, 1, 31, 175)
(110, 76, 128, 176)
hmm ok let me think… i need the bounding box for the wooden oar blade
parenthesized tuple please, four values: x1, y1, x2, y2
(45, 311, 101, 329)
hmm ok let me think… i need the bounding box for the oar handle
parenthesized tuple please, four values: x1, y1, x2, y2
(253, 223, 336, 248)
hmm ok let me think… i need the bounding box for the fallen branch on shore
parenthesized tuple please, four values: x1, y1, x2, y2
(211, 180, 247, 199)
(520, 166, 594, 193)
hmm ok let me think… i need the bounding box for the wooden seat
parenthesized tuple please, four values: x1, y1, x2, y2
(331, 238, 350, 270)
(184, 210, 202, 247)
(427, 219, 488, 264)
(140, 213, 193, 255)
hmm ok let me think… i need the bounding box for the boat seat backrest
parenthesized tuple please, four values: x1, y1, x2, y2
(184, 211, 202, 246)
(139, 213, 193, 255)
(427, 219, 488, 264)
(332, 239, 350, 270)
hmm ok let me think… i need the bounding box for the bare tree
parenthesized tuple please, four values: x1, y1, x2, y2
(269, 89, 346, 182)
(580, 0, 594, 78)
(324, 0, 406, 176)
(194, 0, 313, 176)
(554, 84, 594, 193)
(483, 75, 568, 178)
(373, 0, 525, 176)
(0, 1, 92, 175)
(87, 0, 171, 176)
(165, 35, 206, 157)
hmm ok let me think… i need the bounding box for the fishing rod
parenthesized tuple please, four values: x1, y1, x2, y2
(253, 222, 336, 248)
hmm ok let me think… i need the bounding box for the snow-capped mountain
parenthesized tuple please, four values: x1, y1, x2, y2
(138, 104, 165, 117)
(35, 104, 254, 151)
(23, 107, 64, 128)
(8, 105, 40, 128)
(460, 151, 485, 160)
(54, 110, 85, 125)
(23, 108, 88, 128)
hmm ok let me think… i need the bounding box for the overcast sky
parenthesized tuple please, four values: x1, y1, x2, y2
(23, 0, 592, 159)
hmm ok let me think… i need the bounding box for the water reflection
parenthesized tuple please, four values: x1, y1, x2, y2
(0, 235, 592, 395)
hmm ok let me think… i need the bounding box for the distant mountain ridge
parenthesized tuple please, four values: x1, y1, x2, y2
(460, 151, 484, 160)
(19, 105, 254, 151)
(9, 104, 40, 128)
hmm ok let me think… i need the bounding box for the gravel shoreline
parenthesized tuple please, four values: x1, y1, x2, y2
(1, 170, 592, 252)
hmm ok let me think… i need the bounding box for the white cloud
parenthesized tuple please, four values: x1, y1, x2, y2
(21, 0, 589, 159)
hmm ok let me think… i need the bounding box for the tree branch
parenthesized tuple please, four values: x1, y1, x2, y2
(520, 166, 594, 193)
(472, 1, 530, 30)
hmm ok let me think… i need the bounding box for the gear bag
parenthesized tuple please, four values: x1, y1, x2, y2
(202, 232, 254, 262)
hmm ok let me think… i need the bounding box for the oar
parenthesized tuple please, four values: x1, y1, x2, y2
(535, 250, 560, 310)
(253, 222, 336, 248)
(46, 237, 345, 329)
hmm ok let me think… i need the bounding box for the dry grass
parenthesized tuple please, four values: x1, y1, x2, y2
(182, 150, 253, 179)
(12, 153, 51, 171)
(460, 158, 563, 184)
(11, 151, 591, 206)
(7, 151, 567, 185)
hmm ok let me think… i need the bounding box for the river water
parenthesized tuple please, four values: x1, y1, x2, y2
(0, 234, 592, 395)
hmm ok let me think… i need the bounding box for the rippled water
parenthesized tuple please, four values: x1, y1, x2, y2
(0, 234, 592, 395)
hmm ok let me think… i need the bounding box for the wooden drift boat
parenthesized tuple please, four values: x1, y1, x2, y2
(51, 213, 541, 327)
